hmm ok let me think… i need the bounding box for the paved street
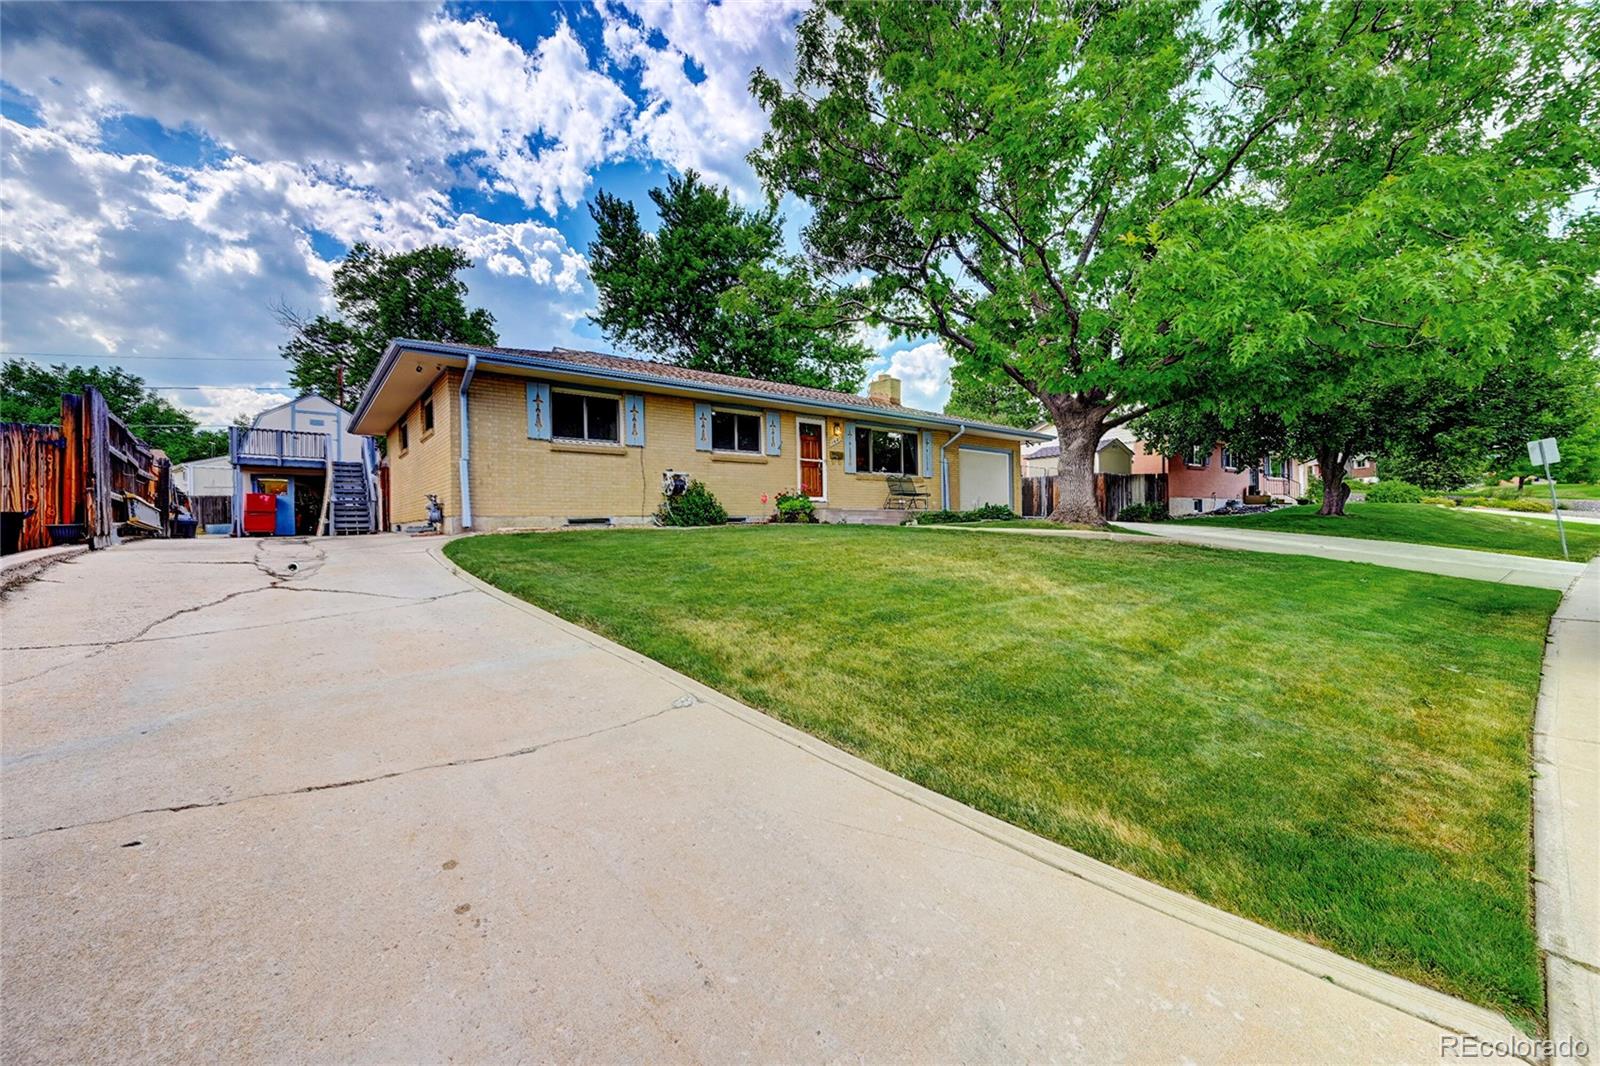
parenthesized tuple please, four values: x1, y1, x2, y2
(1119, 522, 1586, 589)
(2, 534, 1523, 1062)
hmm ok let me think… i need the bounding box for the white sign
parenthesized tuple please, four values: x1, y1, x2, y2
(1528, 437, 1561, 466)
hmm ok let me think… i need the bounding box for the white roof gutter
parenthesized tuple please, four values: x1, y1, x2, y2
(457, 350, 478, 530)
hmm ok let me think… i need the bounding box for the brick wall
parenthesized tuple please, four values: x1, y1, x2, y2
(381, 370, 1024, 530)
(385, 372, 459, 526)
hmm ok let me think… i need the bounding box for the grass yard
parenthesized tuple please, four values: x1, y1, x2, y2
(919, 518, 1112, 531)
(447, 526, 1555, 1024)
(1187, 502, 1600, 561)
(1460, 482, 1600, 502)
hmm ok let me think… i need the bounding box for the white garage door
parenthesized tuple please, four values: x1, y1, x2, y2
(959, 448, 1012, 510)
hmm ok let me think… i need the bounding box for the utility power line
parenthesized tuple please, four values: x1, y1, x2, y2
(2, 350, 286, 363)
(147, 384, 294, 391)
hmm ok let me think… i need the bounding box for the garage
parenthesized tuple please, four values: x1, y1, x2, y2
(958, 447, 1013, 510)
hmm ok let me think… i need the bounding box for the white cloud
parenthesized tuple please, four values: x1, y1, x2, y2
(0, 1, 814, 384)
(161, 387, 293, 427)
(420, 15, 633, 214)
(599, 0, 805, 200)
(883, 341, 955, 408)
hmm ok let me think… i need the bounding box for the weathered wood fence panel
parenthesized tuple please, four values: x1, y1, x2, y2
(1023, 473, 1167, 519)
(1, 387, 187, 554)
(1, 423, 68, 553)
(190, 495, 232, 527)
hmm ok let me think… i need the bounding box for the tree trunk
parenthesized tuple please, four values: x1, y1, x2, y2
(1317, 448, 1350, 517)
(1046, 402, 1112, 526)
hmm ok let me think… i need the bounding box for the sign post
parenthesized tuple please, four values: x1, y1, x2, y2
(1527, 437, 1568, 561)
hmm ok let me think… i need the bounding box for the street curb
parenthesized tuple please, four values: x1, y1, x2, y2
(906, 523, 1155, 544)
(0, 544, 89, 594)
(429, 542, 1531, 1053)
(1532, 558, 1600, 1065)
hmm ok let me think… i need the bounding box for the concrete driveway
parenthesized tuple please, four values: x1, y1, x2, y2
(1, 535, 1522, 1062)
(1119, 521, 1585, 589)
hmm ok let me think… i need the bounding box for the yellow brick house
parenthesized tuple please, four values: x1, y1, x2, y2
(349, 339, 1047, 532)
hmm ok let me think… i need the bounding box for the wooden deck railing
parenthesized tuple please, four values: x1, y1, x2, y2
(229, 427, 328, 466)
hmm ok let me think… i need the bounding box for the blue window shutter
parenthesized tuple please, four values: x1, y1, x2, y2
(844, 421, 857, 473)
(624, 394, 645, 446)
(527, 382, 551, 440)
(694, 403, 713, 451)
(921, 431, 933, 477)
(765, 410, 782, 455)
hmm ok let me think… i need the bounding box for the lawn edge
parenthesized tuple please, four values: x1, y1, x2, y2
(432, 535, 1531, 1052)
(1531, 558, 1600, 1062)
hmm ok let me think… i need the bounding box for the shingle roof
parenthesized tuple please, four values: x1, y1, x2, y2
(398, 341, 1045, 439)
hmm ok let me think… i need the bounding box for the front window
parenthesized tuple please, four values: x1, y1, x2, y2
(1186, 445, 1208, 468)
(1221, 447, 1236, 471)
(552, 391, 620, 443)
(398, 420, 409, 452)
(1265, 456, 1285, 479)
(422, 395, 435, 432)
(712, 410, 762, 453)
(854, 426, 919, 475)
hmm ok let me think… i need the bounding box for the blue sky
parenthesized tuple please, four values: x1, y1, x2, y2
(0, 0, 952, 426)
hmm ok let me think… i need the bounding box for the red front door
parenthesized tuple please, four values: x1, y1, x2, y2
(799, 422, 824, 498)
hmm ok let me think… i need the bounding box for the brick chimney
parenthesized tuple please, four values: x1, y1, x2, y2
(868, 372, 902, 405)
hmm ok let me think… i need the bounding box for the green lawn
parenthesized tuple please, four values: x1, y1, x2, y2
(1186, 502, 1600, 561)
(919, 518, 1111, 530)
(447, 526, 1555, 1025)
(1459, 482, 1600, 503)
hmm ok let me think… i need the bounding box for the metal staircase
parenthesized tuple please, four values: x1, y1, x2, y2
(327, 461, 374, 535)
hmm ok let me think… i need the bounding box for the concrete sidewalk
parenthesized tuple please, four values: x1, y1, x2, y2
(1534, 558, 1600, 1064)
(1118, 521, 1585, 590)
(1, 535, 1527, 1062)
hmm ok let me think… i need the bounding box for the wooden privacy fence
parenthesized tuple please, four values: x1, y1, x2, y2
(1, 423, 69, 555)
(0, 387, 191, 554)
(1022, 473, 1167, 520)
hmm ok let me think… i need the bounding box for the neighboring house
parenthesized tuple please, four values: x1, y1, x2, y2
(171, 453, 235, 532)
(1309, 456, 1378, 485)
(1161, 443, 1302, 514)
(229, 394, 378, 536)
(171, 454, 233, 497)
(348, 340, 1048, 532)
(1022, 433, 1136, 478)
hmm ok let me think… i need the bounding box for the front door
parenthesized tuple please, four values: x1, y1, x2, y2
(798, 420, 825, 499)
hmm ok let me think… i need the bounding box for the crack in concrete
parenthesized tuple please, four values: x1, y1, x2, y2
(4, 589, 470, 654)
(2, 701, 693, 843)
(1547, 950, 1600, 977)
(4, 589, 471, 655)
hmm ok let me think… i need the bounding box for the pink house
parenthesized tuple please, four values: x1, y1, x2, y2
(1128, 441, 1304, 514)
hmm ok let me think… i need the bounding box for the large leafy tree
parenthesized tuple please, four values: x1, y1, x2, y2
(944, 365, 1043, 429)
(1382, 355, 1600, 491)
(588, 169, 870, 391)
(1137, 350, 1598, 505)
(280, 243, 497, 407)
(1125, 5, 1600, 514)
(0, 360, 228, 463)
(752, 0, 1600, 524)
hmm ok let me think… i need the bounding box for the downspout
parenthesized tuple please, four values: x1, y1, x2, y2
(939, 424, 969, 510)
(457, 352, 478, 531)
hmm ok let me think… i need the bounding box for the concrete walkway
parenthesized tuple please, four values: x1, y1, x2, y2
(1118, 522, 1585, 590)
(1, 535, 1526, 1062)
(1534, 558, 1600, 1064)
(1467, 506, 1600, 525)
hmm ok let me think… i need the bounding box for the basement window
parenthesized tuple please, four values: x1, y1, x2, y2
(552, 390, 620, 444)
(711, 410, 762, 454)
